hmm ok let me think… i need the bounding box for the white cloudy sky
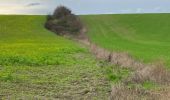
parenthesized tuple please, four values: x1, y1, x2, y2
(0, 0, 170, 15)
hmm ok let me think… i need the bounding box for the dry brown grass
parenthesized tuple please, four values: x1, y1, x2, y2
(60, 26, 170, 100)
(128, 63, 170, 85)
(88, 42, 170, 100)
(89, 43, 145, 70)
(109, 52, 143, 69)
(90, 44, 111, 61)
(111, 84, 170, 100)
(112, 60, 170, 100)
(88, 41, 170, 85)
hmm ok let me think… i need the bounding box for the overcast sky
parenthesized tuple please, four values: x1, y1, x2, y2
(0, 0, 170, 15)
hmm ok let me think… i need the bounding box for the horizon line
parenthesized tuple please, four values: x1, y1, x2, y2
(0, 12, 170, 16)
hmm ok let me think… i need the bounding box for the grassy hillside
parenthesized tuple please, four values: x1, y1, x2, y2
(1, 14, 169, 99)
(81, 14, 170, 67)
(0, 15, 111, 99)
(0, 15, 86, 66)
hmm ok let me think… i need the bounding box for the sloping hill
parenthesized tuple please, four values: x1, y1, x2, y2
(0, 15, 85, 66)
(81, 14, 170, 67)
(0, 15, 110, 99)
(1, 14, 169, 99)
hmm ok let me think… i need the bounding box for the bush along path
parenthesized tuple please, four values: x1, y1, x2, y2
(45, 6, 83, 36)
(45, 6, 170, 100)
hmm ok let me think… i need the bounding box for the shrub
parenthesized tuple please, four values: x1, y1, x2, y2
(45, 6, 83, 36)
(53, 6, 72, 19)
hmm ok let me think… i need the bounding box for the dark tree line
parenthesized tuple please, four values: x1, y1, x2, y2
(45, 6, 83, 36)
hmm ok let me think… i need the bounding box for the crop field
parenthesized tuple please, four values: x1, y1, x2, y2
(0, 15, 116, 99)
(0, 14, 169, 99)
(81, 14, 170, 67)
(0, 15, 86, 66)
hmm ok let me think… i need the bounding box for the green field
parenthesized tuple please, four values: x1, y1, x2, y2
(81, 14, 170, 67)
(0, 15, 113, 99)
(0, 14, 169, 99)
(0, 15, 86, 66)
